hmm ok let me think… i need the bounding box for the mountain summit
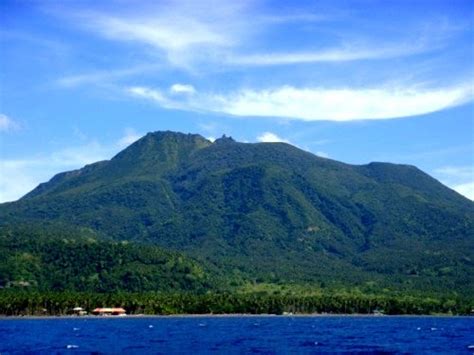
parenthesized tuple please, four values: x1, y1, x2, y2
(1, 131, 473, 294)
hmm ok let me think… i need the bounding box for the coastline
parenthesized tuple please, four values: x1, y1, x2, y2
(0, 313, 466, 320)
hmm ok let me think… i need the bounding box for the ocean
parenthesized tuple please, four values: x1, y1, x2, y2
(1, 315, 473, 354)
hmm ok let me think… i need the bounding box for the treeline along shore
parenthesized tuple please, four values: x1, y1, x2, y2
(0, 291, 472, 316)
(1, 226, 473, 317)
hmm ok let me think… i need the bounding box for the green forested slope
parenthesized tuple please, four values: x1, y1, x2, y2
(0, 131, 472, 295)
(0, 225, 217, 292)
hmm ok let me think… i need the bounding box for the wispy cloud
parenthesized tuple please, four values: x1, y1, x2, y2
(57, 65, 161, 88)
(0, 132, 141, 203)
(126, 83, 473, 121)
(197, 120, 231, 143)
(256, 132, 290, 143)
(0, 114, 20, 132)
(433, 165, 474, 200)
(53, 0, 456, 74)
(226, 42, 433, 66)
(127, 86, 178, 109)
(434, 166, 474, 180)
(255, 132, 327, 157)
(84, 8, 231, 50)
(0, 160, 42, 203)
(451, 182, 474, 200)
(68, 1, 250, 69)
(170, 83, 196, 95)
(117, 128, 142, 148)
(0, 141, 109, 202)
(0, 29, 70, 56)
(315, 151, 329, 158)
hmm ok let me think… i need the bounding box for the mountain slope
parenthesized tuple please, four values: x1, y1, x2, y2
(1, 131, 473, 294)
(0, 224, 219, 292)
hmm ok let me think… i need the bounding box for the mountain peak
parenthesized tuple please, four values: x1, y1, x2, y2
(214, 134, 236, 144)
(143, 130, 205, 140)
(112, 130, 211, 163)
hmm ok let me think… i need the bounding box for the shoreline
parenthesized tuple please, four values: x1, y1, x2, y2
(0, 313, 467, 320)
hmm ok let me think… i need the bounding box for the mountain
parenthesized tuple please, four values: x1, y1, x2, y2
(1, 131, 473, 295)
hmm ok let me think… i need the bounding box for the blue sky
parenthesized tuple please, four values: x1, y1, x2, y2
(0, 0, 473, 202)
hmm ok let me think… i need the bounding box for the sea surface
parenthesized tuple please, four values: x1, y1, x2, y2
(1, 315, 473, 354)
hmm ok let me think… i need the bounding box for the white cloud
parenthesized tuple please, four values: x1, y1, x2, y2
(256, 133, 327, 156)
(0, 138, 126, 203)
(126, 84, 473, 121)
(88, 13, 228, 51)
(432, 165, 474, 200)
(58, 1, 451, 73)
(452, 182, 474, 200)
(0, 114, 20, 132)
(315, 151, 329, 158)
(117, 128, 142, 148)
(127, 86, 175, 108)
(0, 131, 152, 202)
(434, 166, 474, 180)
(257, 132, 290, 143)
(50, 141, 111, 166)
(215, 85, 472, 121)
(0, 160, 41, 203)
(170, 84, 196, 95)
(227, 43, 431, 66)
(57, 65, 159, 88)
(73, 2, 249, 69)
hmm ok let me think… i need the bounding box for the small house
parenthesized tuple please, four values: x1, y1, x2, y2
(92, 307, 126, 316)
(72, 307, 87, 316)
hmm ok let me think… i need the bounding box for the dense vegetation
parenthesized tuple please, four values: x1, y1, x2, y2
(0, 131, 473, 313)
(0, 225, 218, 293)
(1, 225, 472, 315)
(1, 290, 471, 316)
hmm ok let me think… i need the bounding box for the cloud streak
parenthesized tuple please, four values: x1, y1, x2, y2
(434, 166, 474, 180)
(57, 65, 161, 88)
(127, 83, 473, 121)
(257, 132, 290, 143)
(69, 1, 250, 69)
(0, 142, 109, 203)
(91, 15, 225, 51)
(117, 128, 142, 148)
(58, 0, 453, 73)
(0, 131, 142, 203)
(0, 114, 20, 132)
(452, 182, 474, 200)
(170, 84, 196, 95)
(226, 43, 433, 66)
(433, 165, 474, 200)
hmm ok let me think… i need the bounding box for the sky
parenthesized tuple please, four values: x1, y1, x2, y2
(0, 0, 473, 202)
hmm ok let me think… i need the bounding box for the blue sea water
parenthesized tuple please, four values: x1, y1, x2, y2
(0, 316, 473, 354)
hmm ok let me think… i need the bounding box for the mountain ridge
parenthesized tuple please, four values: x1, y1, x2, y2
(1, 130, 473, 295)
(19, 130, 469, 204)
